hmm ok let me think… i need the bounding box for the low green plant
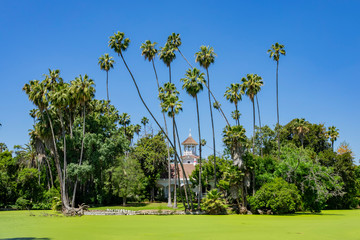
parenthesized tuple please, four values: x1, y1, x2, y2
(249, 177, 301, 214)
(15, 197, 32, 210)
(202, 189, 227, 215)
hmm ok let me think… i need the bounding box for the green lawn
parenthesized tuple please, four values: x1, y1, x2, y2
(0, 210, 359, 240)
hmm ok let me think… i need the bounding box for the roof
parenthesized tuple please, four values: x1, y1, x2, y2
(170, 164, 196, 179)
(181, 135, 198, 145)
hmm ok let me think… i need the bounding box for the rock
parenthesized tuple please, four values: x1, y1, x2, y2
(258, 210, 264, 215)
(239, 207, 247, 215)
(267, 210, 273, 215)
(247, 210, 252, 215)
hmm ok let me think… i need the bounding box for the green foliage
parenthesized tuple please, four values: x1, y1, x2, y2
(110, 157, 145, 205)
(249, 178, 301, 214)
(15, 197, 32, 210)
(202, 189, 227, 215)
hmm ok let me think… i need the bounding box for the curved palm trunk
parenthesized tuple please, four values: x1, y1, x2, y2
(206, 69, 217, 189)
(195, 96, 202, 210)
(178, 49, 193, 69)
(45, 109, 69, 209)
(152, 59, 172, 207)
(119, 51, 190, 209)
(59, 112, 69, 206)
(256, 95, 263, 157)
(172, 114, 178, 208)
(276, 61, 280, 159)
(106, 70, 109, 102)
(71, 104, 86, 207)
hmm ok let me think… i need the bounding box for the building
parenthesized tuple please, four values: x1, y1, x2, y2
(157, 131, 199, 198)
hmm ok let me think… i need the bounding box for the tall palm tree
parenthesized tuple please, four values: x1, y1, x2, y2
(327, 126, 339, 151)
(267, 43, 286, 158)
(141, 116, 149, 136)
(98, 54, 115, 102)
(167, 33, 193, 68)
(241, 74, 263, 154)
(224, 83, 243, 126)
(70, 74, 95, 207)
(159, 82, 183, 208)
(109, 31, 191, 209)
(159, 42, 176, 83)
(119, 113, 131, 137)
(222, 125, 248, 206)
(141, 40, 173, 207)
(180, 67, 205, 210)
(293, 118, 309, 148)
(195, 45, 218, 188)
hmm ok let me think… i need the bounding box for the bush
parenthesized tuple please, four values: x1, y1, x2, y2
(202, 189, 227, 215)
(15, 197, 32, 210)
(249, 178, 302, 214)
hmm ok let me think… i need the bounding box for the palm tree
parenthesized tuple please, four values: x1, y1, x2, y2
(241, 74, 263, 154)
(222, 125, 248, 206)
(180, 67, 205, 210)
(293, 118, 310, 148)
(267, 43, 286, 158)
(109, 31, 191, 210)
(159, 42, 176, 83)
(70, 74, 95, 207)
(159, 82, 183, 208)
(167, 33, 193, 67)
(98, 54, 115, 102)
(327, 126, 339, 151)
(141, 117, 149, 136)
(119, 113, 131, 137)
(141, 40, 173, 207)
(195, 45, 218, 188)
(224, 83, 243, 126)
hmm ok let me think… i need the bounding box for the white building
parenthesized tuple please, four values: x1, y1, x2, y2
(157, 131, 199, 198)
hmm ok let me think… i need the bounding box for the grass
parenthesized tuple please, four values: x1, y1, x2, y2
(90, 202, 185, 211)
(0, 209, 359, 239)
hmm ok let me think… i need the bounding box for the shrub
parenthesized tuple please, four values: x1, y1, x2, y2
(249, 178, 302, 214)
(202, 189, 227, 215)
(15, 197, 32, 210)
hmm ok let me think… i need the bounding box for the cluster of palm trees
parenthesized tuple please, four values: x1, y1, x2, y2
(23, 70, 95, 210)
(102, 30, 293, 211)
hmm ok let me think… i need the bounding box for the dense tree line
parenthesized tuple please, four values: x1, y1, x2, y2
(0, 31, 359, 215)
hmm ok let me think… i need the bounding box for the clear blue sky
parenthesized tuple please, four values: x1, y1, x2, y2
(0, 1, 359, 162)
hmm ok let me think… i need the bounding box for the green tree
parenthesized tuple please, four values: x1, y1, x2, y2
(112, 157, 145, 206)
(141, 40, 173, 206)
(267, 43, 286, 158)
(327, 126, 339, 151)
(98, 53, 115, 102)
(241, 74, 263, 154)
(159, 82, 183, 208)
(224, 83, 243, 126)
(195, 45, 218, 188)
(181, 67, 205, 210)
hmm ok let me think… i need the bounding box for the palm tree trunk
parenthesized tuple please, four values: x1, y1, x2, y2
(119, 51, 190, 210)
(174, 120, 192, 210)
(276, 60, 280, 159)
(172, 113, 177, 208)
(195, 95, 202, 210)
(179, 49, 193, 68)
(235, 104, 239, 126)
(106, 70, 109, 102)
(59, 112, 68, 207)
(256, 95, 263, 157)
(45, 109, 69, 209)
(152, 59, 172, 207)
(332, 140, 334, 151)
(71, 104, 86, 207)
(252, 100, 255, 155)
(45, 156, 54, 188)
(206, 69, 217, 189)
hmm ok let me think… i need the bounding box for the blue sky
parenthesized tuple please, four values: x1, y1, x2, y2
(0, 1, 359, 162)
